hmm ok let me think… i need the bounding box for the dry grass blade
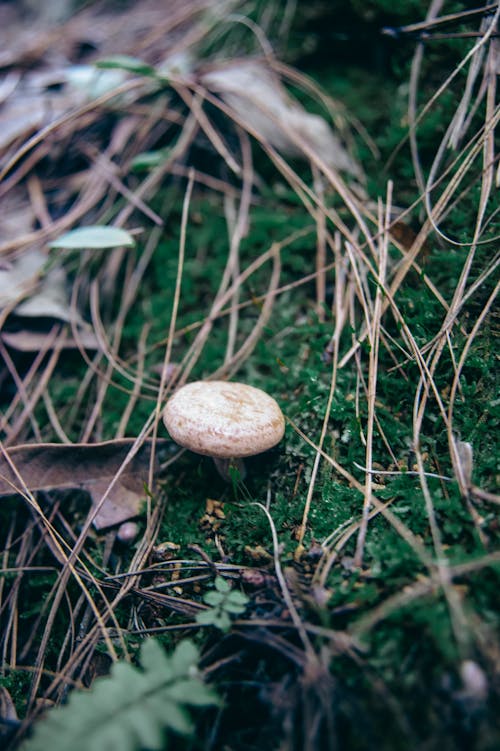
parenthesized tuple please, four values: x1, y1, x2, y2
(354, 186, 390, 567)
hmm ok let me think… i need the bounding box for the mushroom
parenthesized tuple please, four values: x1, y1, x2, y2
(162, 380, 285, 480)
(116, 521, 140, 544)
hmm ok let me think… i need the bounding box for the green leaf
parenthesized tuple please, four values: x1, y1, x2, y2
(197, 577, 250, 630)
(148, 698, 191, 736)
(195, 609, 218, 626)
(169, 638, 200, 677)
(227, 591, 249, 607)
(95, 56, 157, 77)
(139, 637, 173, 680)
(50, 226, 135, 250)
(222, 599, 247, 615)
(21, 639, 217, 751)
(130, 149, 171, 172)
(204, 591, 225, 607)
(212, 611, 232, 631)
(124, 704, 165, 749)
(195, 608, 230, 632)
(214, 576, 231, 593)
(166, 679, 218, 706)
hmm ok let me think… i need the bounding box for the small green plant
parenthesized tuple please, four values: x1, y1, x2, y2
(196, 576, 249, 632)
(22, 638, 218, 751)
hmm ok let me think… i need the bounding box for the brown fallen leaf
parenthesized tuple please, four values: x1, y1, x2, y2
(201, 60, 361, 177)
(0, 245, 99, 351)
(0, 248, 84, 323)
(389, 220, 431, 262)
(0, 439, 167, 528)
(0, 187, 36, 243)
(1, 326, 98, 352)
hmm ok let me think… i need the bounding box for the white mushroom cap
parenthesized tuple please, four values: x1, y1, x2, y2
(162, 381, 285, 459)
(116, 521, 139, 544)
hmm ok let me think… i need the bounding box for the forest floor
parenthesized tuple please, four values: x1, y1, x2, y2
(0, 2, 499, 750)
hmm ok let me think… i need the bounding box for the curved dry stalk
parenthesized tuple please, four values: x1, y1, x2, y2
(42, 390, 72, 444)
(1, 336, 63, 445)
(273, 58, 379, 161)
(0, 79, 147, 185)
(223, 129, 253, 365)
(174, 231, 301, 385)
(354, 185, 391, 567)
(83, 226, 168, 441)
(116, 323, 150, 438)
(69, 225, 163, 402)
(0, 443, 128, 704)
(385, 4, 500, 174)
(81, 146, 163, 227)
(1, 519, 41, 669)
(150, 169, 194, 495)
(86, 282, 153, 398)
(351, 550, 500, 640)
(407, 55, 498, 569)
(408, 0, 447, 195)
(415, 446, 472, 655)
(424, 104, 500, 247)
(112, 110, 200, 230)
(447, 278, 499, 495)
(287, 417, 434, 586)
(38, 500, 168, 702)
(0, 340, 43, 441)
(312, 166, 327, 322)
(253, 502, 317, 661)
(211, 243, 281, 380)
(187, 79, 375, 253)
(174, 85, 242, 176)
(296, 235, 345, 548)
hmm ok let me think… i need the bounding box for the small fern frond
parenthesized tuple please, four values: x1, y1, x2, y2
(22, 639, 218, 751)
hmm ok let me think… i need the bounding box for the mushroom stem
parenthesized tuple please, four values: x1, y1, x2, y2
(212, 457, 247, 482)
